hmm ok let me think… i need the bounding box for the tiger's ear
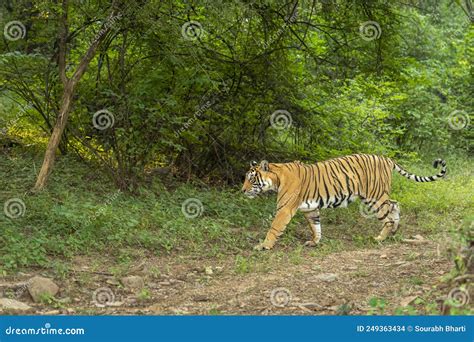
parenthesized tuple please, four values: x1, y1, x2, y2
(260, 160, 269, 171)
(250, 160, 258, 168)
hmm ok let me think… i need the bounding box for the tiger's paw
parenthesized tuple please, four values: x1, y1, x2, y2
(253, 241, 274, 251)
(304, 240, 320, 247)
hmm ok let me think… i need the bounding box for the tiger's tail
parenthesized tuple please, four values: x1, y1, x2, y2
(394, 159, 447, 182)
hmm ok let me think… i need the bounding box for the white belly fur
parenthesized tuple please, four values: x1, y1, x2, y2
(298, 199, 320, 212)
(298, 195, 357, 211)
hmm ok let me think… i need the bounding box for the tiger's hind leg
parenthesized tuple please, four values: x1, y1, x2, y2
(374, 200, 400, 242)
(389, 201, 400, 234)
(303, 209, 321, 247)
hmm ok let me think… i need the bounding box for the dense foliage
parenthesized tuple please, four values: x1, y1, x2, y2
(0, 0, 472, 189)
(0, 1, 472, 315)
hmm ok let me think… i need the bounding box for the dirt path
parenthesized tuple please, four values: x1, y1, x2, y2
(1, 238, 458, 315)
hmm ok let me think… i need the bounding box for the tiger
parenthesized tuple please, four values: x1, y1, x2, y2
(241, 154, 447, 251)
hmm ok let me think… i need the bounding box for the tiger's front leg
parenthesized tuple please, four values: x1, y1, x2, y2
(254, 208, 296, 251)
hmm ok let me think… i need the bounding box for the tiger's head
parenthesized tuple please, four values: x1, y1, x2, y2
(242, 160, 278, 198)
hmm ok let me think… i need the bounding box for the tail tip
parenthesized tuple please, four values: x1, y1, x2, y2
(433, 158, 446, 168)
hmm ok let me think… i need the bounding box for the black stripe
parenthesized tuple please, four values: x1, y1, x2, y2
(321, 163, 332, 204)
(327, 162, 344, 196)
(352, 156, 367, 193)
(310, 165, 320, 200)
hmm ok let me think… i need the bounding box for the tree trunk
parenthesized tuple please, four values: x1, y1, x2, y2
(33, 81, 74, 190)
(33, 1, 117, 191)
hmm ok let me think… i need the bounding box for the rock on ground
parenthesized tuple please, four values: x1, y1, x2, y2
(314, 273, 338, 282)
(27, 276, 59, 302)
(0, 298, 33, 312)
(121, 276, 145, 289)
